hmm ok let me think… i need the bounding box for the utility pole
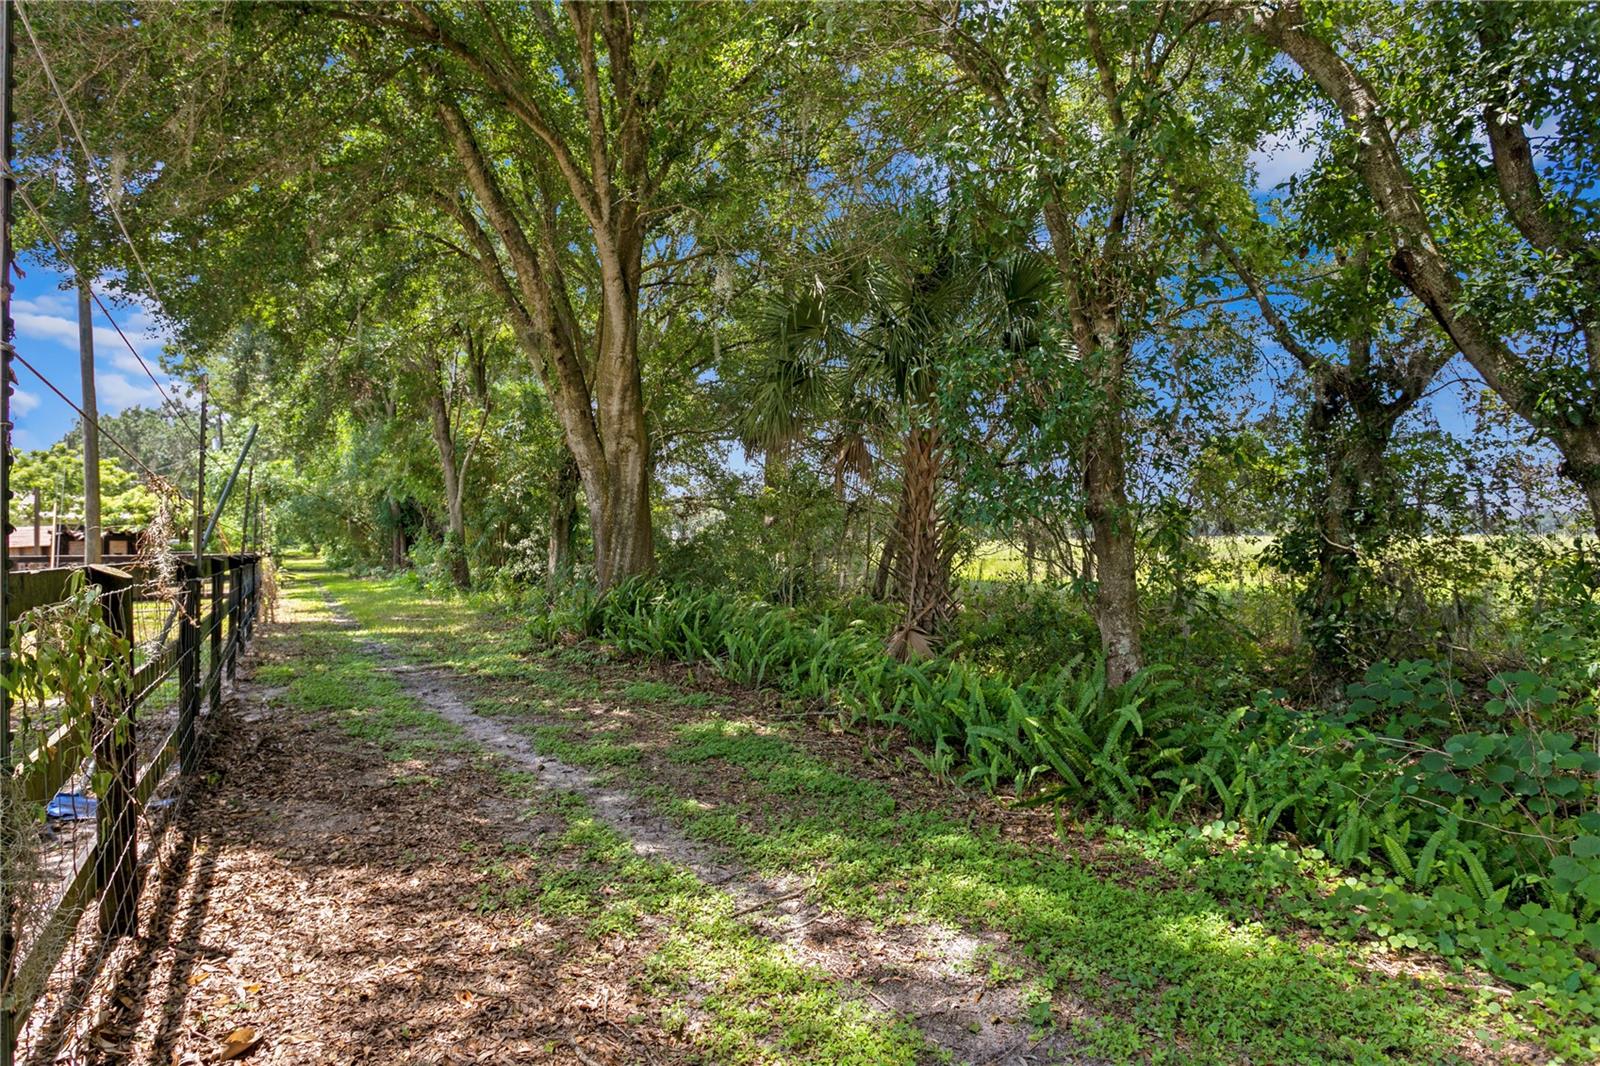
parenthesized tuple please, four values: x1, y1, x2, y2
(194, 381, 205, 563)
(78, 273, 101, 563)
(241, 462, 252, 553)
(50, 469, 62, 567)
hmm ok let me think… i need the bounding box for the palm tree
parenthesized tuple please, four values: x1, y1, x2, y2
(744, 210, 1051, 657)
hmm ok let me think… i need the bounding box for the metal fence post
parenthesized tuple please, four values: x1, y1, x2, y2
(89, 567, 137, 938)
(208, 560, 222, 715)
(178, 561, 201, 775)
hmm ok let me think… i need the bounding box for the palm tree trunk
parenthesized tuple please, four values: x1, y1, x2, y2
(889, 423, 952, 660)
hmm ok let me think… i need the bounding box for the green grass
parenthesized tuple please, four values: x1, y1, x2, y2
(287, 555, 1549, 1063)
(622, 678, 725, 708)
(262, 581, 466, 759)
(537, 806, 928, 1065)
(525, 722, 644, 769)
(960, 536, 1275, 585)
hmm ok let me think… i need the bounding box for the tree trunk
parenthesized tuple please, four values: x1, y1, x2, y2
(1305, 382, 1411, 679)
(433, 95, 654, 594)
(873, 502, 904, 602)
(547, 448, 580, 593)
(1304, 388, 1361, 677)
(386, 494, 405, 571)
(1083, 415, 1142, 687)
(888, 423, 953, 660)
(1063, 301, 1144, 688)
(592, 315, 652, 585)
(1559, 436, 1600, 536)
(426, 389, 471, 590)
(1039, 178, 1145, 688)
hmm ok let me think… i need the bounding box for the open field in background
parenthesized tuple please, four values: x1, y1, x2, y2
(959, 533, 1585, 673)
(965, 536, 1277, 585)
(962, 534, 1583, 587)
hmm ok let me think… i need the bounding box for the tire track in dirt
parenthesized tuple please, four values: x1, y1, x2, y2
(314, 587, 1091, 1066)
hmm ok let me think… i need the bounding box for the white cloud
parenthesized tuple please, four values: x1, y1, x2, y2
(11, 291, 178, 416)
(102, 325, 171, 377)
(13, 308, 80, 348)
(12, 388, 40, 416)
(1249, 109, 1325, 193)
(97, 371, 168, 411)
(15, 312, 170, 375)
(14, 292, 73, 317)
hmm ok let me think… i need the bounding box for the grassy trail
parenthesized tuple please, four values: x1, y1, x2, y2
(266, 556, 1559, 1065)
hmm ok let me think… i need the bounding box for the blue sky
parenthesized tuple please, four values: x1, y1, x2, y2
(8, 254, 188, 452)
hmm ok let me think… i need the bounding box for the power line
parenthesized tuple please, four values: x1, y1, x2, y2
(7, 172, 203, 445)
(11, 347, 192, 504)
(16, 1, 169, 315)
(11, 2, 206, 446)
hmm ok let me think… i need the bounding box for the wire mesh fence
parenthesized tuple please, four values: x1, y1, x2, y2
(0, 554, 265, 1066)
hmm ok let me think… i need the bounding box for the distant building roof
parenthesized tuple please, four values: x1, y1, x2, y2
(5, 526, 144, 552)
(7, 527, 48, 550)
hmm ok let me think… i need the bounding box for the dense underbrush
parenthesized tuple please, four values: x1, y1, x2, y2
(531, 577, 1600, 1052)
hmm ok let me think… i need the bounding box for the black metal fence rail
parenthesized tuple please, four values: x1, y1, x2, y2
(0, 553, 265, 1066)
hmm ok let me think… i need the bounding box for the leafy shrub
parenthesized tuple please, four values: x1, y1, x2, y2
(534, 579, 1190, 810)
(944, 581, 1100, 679)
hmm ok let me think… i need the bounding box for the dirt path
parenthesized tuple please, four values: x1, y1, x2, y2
(59, 581, 697, 1065)
(43, 564, 1075, 1066)
(326, 594, 1084, 1066)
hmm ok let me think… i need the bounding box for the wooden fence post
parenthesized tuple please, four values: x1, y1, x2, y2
(240, 559, 251, 639)
(251, 558, 261, 630)
(88, 566, 137, 938)
(178, 561, 201, 775)
(247, 558, 258, 635)
(208, 560, 223, 715)
(226, 558, 240, 682)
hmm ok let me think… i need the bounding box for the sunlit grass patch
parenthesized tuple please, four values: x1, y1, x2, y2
(523, 722, 643, 769)
(269, 567, 466, 759)
(252, 663, 297, 686)
(468, 797, 929, 1064)
(560, 698, 1514, 1062)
